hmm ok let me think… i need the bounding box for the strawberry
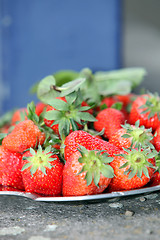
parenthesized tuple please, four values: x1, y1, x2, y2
(0, 145, 24, 190)
(64, 130, 120, 161)
(153, 126, 160, 151)
(129, 93, 160, 131)
(96, 96, 118, 112)
(44, 96, 66, 135)
(108, 147, 156, 192)
(94, 108, 125, 139)
(63, 146, 114, 196)
(109, 120, 154, 150)
(2, 120, 45, 153)
(44, 92, 96, 138)
(149, 171, 160, 187)
(21, 145, 63, 196)
(35, 102, 47, 116)
(11, 108, 28, 125)
(115, 93, 137, 108)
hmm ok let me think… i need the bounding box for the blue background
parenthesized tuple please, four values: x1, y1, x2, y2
(0, 0, 122, 114)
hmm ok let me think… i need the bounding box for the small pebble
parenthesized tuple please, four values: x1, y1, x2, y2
(109, 203, 123, 208)
(125, 210, 134, 217)
(139, 197, 146, 202)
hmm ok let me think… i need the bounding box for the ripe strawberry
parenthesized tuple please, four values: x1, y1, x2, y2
(11, 108, 28, 125)
(129, 93, 160, 131)
(2, 120, 45, 153)
(63, 146, 114, 196)
(149, 171, 160, 187)
(64, 130, 120, 161)
(153, 126, 160, 151)
(21, 145, 63, 196)
(94, 108, 125, 139)
(35, 102, 47, 116)
(96, 96, 118, 112)
(108, 148, 156, 192)
(44, 92, 96, 138)
(115, 93, 137, 108)
(109, 121, 154, 150)
(0, 145, 24, 190)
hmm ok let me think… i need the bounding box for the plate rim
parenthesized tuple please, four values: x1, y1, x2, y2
(0, 185, 160, 202)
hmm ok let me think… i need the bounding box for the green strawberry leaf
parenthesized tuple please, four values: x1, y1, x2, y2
(59, 77, 86, 97)
(111, 102, 123, 110)
(47, 98, 69, 111)
(37, 75, 59, 103)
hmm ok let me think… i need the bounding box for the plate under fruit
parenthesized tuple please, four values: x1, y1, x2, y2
(0, 185, 160, 202)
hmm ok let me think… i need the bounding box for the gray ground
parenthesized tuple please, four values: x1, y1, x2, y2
(0, 192, 160, 240)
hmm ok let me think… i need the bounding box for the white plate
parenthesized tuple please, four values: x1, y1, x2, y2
(0, 185, 160, 202)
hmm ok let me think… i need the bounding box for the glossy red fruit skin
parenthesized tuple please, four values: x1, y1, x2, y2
(129, 95, 160, 131)
(35, 102, 47, 116)
(153, 126, 160, 151)
(115, 94, 137, 108)
(149, 171, 160, 187)
(96, 96, 118, 112)
(62, 151, 111, 196)
(0, 146, 24, 190)
(22, 151, 63, 196)
(2, 120, 45, 153)
(94, 108, 125, 139)
(109, 128, 131, 150)
(108, 152, 155, 192)
(64, 130, 120, 161)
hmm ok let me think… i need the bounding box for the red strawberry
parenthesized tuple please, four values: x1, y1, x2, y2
(11, 108, 28, 125)
(109, 121, 154, 150)
(44, 97, 66, 135)
(108, 148, 156, 192)
(129, 93, 160, 131)
(149, 171, 160, 187)
(35, 102, 47, 116)
(153, 126, 160, 151)
(96, 96, 118, 112)
(21, 145, 63, 196)
(0, 146, 24, 190)
(44, 94, 96, 138)
(2, 120, 45, 153)
(94, 108, 125, 139)
(64, 130, 120, 161)
(115, 93, 137, 108)
(63, 146, 114, 196)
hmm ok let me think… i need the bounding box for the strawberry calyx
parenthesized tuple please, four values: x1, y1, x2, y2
(44, 90, 96, 138)
(77, 145, 114, 187)
(22, 145, 57, 176)
(121, 120, 154, 149)
(118, 147, 157, 179)
(139, 92, 160, 120)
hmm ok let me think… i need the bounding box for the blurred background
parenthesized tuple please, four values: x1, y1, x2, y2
(0, 0, 160, 114)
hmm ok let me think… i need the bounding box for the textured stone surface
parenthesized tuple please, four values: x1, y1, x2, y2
(0, 192, 160, 240)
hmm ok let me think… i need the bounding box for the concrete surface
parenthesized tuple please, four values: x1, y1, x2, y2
(0, 192, 160, 240)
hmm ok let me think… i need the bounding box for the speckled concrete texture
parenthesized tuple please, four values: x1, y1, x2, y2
(0, 192, 160, 240)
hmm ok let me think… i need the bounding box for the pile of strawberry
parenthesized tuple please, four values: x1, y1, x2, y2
(0, 67, 160, 197)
